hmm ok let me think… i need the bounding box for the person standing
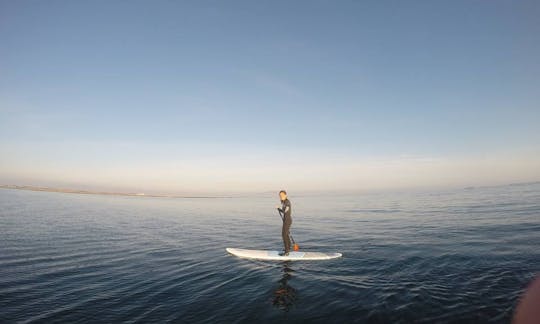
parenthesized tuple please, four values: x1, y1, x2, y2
(276, 190, 292, 256)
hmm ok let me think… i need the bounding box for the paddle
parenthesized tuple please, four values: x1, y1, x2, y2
(277, 209, 299, 251)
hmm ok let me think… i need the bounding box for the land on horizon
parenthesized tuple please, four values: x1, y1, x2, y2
(2, 181, 539, 200)
(0, 184, 233, 199)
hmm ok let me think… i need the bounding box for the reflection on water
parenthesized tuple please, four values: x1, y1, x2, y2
(272, 262, 297, 312)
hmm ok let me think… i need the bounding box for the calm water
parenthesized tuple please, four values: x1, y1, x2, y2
(1, 184, 539, 323)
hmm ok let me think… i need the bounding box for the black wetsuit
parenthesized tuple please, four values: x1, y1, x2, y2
(278, 199, 292, 253)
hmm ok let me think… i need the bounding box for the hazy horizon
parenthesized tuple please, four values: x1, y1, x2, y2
(2, 151, 539, 196)
(1, 1, 539, 194)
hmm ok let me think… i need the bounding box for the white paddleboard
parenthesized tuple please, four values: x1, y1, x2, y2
(226, 248, 342, 261)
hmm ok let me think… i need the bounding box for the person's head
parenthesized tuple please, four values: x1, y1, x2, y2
(279, 190, 287, 201)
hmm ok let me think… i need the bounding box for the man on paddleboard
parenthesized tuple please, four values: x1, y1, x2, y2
(276, 190, 292, 256)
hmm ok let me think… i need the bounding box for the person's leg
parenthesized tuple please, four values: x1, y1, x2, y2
(281, 224, 288, 252)
(282, 221, 291, 253)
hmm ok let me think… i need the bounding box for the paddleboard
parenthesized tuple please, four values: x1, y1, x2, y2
(226, 248, 342, 261)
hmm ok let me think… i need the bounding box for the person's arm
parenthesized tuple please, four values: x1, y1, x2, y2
(283, 201, 290, 215)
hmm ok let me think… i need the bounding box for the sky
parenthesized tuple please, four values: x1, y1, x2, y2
(1, 1, 539, 194)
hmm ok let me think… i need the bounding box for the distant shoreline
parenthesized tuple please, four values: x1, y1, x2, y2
(1, 181, 539, 200)
(0, 185, 232, 199)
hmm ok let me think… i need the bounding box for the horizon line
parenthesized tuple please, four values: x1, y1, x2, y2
(1, 180, 539, 199)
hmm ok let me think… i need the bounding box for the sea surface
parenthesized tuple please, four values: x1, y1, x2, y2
(1, 183, 539, 323)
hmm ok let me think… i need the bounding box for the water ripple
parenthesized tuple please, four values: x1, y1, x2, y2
(1, 184, 539, 323)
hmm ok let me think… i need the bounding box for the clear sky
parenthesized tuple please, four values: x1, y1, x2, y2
(1, 1, 539, 194)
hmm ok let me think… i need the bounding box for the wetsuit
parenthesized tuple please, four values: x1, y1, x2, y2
(278, 198, 292, 253)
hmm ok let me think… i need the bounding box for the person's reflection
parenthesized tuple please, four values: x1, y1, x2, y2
(272, 262, 297, 312)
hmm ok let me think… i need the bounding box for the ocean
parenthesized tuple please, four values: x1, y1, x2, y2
(1, 183, 539, 323)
